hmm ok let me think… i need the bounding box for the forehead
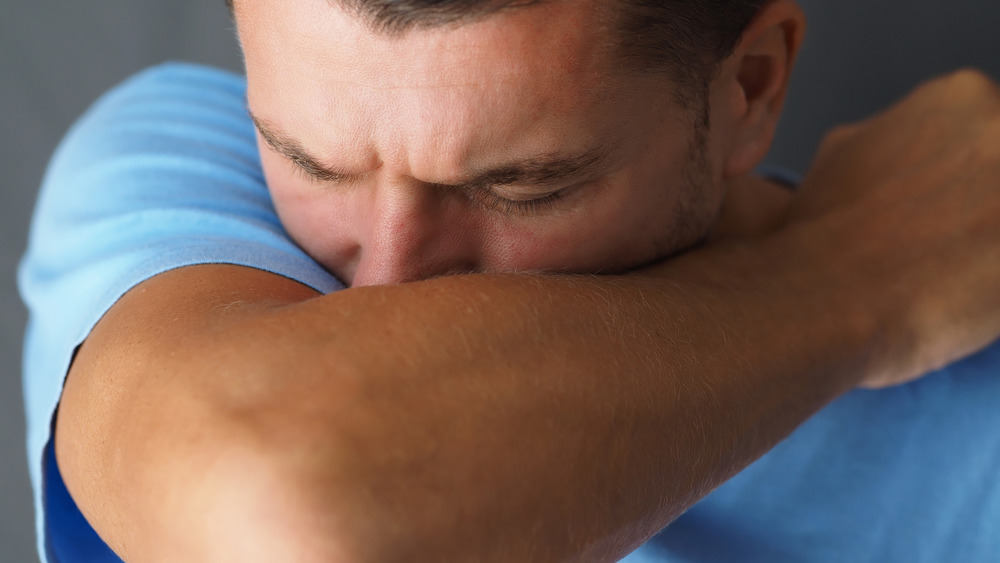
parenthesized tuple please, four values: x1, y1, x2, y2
(238, 0, 614, 83)
(236, 0, 656, 177)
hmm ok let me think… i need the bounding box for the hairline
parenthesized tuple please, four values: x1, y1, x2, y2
(225, 0, 720, 109)
(227, 0, 547, 32)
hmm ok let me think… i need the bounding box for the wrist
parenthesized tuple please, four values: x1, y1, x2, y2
(645, 224, 887, 392)
(753, 215, 916, 389)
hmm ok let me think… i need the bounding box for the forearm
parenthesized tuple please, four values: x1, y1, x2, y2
(250, 234, 878, 562)
(58, 219, 884, 562)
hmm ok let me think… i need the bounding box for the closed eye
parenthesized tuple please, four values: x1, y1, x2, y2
(466, 186, 569, 216)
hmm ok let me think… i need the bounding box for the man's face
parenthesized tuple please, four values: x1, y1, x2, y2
(237, 0, 740, 286)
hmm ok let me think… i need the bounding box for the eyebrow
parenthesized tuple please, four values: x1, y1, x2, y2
(250, 111, 355, 183)
(248, 109, 615, 189)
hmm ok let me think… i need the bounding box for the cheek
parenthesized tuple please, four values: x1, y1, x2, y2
(487, 118, 726, 274)
(485, 159, 724, 275)
(262, 153, 362, 278)
(480, 181, 679, 274)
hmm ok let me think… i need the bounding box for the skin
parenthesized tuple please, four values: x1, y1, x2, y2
(51, 0, 1000, 560)
(241, 0, 798, 284)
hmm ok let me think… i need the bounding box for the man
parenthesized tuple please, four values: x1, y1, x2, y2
(19, 0, 1000, 561)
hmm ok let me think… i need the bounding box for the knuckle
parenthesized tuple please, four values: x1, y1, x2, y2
(942, 68, 1000, 100)
(818, 123, 861, 151)
(948, 67, 993, 86)
(907, 68, 1000, 118)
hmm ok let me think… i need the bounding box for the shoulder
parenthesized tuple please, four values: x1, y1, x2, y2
(20, 61, 334, 319)
(19, 63, 339, 563)
(61, 61, 249, 150)
(87, 61, 247, 120)
(20, 60, 338, 389)
(44, 62, 255, 196)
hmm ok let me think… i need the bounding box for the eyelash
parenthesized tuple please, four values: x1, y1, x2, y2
(469, 188, 566, 216)
(290, 161, 336, 184)
(289, 160, 567, 216)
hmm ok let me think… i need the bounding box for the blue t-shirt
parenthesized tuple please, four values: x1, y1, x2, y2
(19, 63, 1000, 563)
(18, 63, 342, 563)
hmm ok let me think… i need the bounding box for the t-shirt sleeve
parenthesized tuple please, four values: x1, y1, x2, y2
(17, 62, 342, 561)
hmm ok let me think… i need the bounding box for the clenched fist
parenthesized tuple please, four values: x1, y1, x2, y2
(787, 69, 1000, 387)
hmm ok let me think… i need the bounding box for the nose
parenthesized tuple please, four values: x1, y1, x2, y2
(348, 184, 479, 287)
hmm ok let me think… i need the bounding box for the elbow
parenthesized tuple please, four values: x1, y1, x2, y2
(61, 367, 366, 563)
(149, 389, 372, 563)
(169, 379, 387, 563)
(173, 443, 356, 563)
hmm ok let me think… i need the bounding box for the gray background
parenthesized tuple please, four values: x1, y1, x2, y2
(1, 1, 998, 561)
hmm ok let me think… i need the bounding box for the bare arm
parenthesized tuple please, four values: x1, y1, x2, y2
(56, 70, 1000, 562)
(57, 230, 882, 562)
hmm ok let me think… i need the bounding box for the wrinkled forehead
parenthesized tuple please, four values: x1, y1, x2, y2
(235, 0, 653, 175)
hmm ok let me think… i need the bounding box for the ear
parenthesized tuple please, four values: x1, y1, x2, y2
(717, 0, 806, 179)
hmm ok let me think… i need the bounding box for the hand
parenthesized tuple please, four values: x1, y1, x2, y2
(784, 69, 1000, 388)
